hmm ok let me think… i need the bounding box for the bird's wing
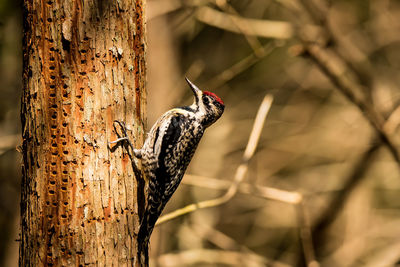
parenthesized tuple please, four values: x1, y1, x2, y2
(150, 108, 203, 198)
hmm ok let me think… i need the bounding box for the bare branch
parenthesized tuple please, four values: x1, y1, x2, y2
(182, 174, 302, 204)
(297, 201, 320, 267)
(191, 223, 254, 253)
(196, 6, 295, 39)
(214, 0, 264, 55)
(207, 43, 276, 90)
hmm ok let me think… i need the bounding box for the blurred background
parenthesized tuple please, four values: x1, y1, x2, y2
(2, 0, 400, 266)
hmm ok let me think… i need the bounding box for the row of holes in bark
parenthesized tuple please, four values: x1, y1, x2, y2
(46, 32, 92, 118)
(46, 200, 69, 207)
(44, 26, 94, 234)
(46, 38, 70, 209)
(47, 46, 70, 217)
(46, 182, 69, 204)
(42, 9, 77, 265)
(46, 32, 71, 144)
(46, 32, 86, 108)
(47, 214, 68, 219)
(49, 132, 69, 156)
(49, 84, 69, 98)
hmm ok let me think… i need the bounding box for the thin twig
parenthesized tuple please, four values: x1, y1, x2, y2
(384, 104, 400, 135)
(191, 223, 253, 253)
(207, 43, 275, 90)
(182, 174, 302, 204)
(297, 200, 320, 267)
(156, 94, 274, 225)
(214, 0, 264, 56)
(147, 0, 211, 20)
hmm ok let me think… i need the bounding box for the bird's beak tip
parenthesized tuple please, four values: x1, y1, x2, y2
(185, 77, 201, 95)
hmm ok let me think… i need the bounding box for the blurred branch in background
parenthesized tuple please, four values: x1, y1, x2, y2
(311, 142, 380, 259)
(147, 1, 318, 40)
(289, 0, 400, 164)
(300, 43, 400, 164)
(146, 0, 400, 266)
(284, 0, 400, 264)
(207, 42, 275, 90)
(182, 174, 301, 204)
(196, 6, 294, 40)
(154, 248, 292, 267)
(182, 169, 320, 267)
(297, 201, 319, 267)
(186, 223, 293, 266)
(213, 0, 264, 55)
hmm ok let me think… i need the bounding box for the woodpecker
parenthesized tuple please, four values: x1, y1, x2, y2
(111, 78, 224, 266)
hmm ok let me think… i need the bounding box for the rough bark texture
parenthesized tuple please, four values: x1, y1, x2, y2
(20, 0, 146, 266)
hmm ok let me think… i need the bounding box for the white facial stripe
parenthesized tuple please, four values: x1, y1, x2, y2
(198, 94, 207, 114)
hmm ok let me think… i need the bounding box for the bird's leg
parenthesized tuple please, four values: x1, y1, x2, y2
(110, 120, 142, 158)
(110, 120, 134, 149)
(110, 121, 146, 223)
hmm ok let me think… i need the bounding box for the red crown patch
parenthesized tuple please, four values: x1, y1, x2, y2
(203, 91, 224, 105)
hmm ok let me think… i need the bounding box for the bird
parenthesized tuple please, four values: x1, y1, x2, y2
(110, 78, 224, 266)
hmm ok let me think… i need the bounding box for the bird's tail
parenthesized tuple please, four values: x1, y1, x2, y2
(137, 237, 149, 266)
(137, 214, 152, 266)
(137, 195, 166, 266)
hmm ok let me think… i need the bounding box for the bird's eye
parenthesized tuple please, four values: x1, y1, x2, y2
(202, 95, 210, 105)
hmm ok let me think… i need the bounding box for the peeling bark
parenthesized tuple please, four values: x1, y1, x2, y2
(20, 0, 146, 266)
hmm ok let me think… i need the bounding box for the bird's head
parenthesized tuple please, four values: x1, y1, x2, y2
(185, 77, 225, 127)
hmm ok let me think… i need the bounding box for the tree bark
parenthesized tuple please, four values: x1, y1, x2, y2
(20, 0, 146, 266)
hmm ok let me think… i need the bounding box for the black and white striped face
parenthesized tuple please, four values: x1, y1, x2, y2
(200, 91, 224, 126)
(185, 78, 225, 127)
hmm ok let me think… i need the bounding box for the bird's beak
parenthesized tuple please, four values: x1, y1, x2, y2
(185, 77, 202, 101)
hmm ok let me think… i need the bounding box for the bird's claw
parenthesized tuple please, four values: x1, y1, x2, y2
(110, 120, 134, 150)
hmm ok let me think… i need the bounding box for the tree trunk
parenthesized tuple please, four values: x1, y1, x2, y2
(20, 0, 146, 266)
